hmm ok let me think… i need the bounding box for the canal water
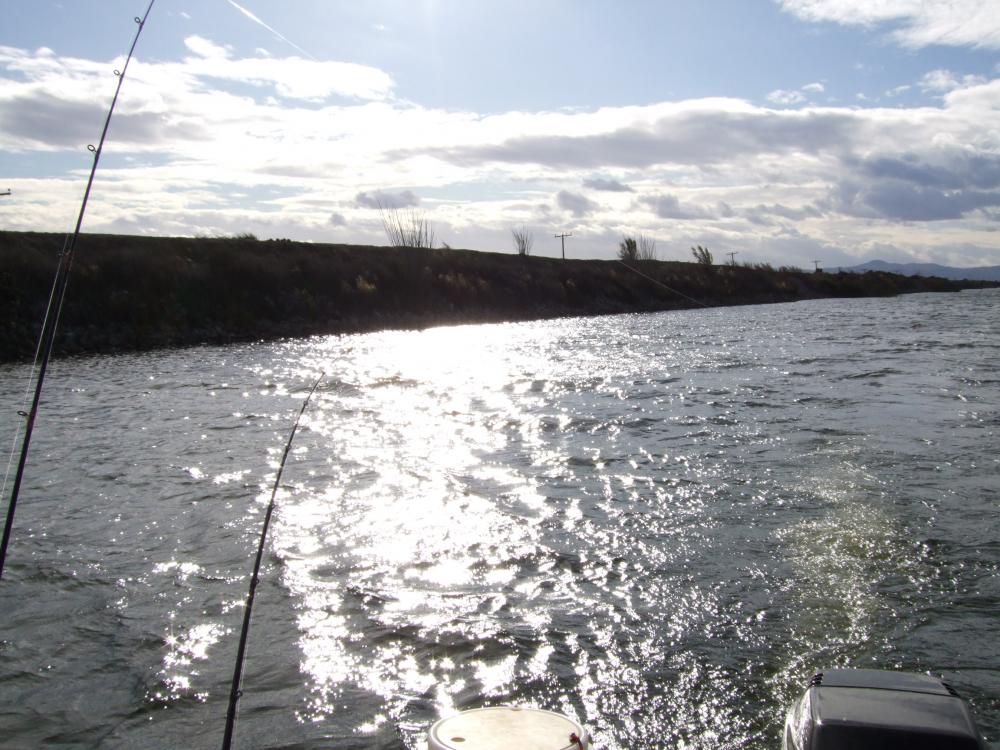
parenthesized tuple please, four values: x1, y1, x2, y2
(1, 290, 997, 748)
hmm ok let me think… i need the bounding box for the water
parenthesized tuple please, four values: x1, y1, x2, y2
(1, 291, 998, 749)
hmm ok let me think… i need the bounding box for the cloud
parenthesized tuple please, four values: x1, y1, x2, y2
(833, 151, 1000, 220)
(745, 202, 824, 225)
(640, 194, 725, 220)
(556, 190, 598, 217)
(777, 0, 1000, 49)
(859, 152, 1000, 191)
(355, 190, 420, 209)
(767, 89, 806, 105)
(184, 35, 230, 59)
(1, 44, 998, 267)
(837, 180, 1000, 221)
(178, 37, 393, 100)
(767, 82, 825, 105)
(0, 89, 209, 149)
(429, 104, 857, 168)
(583, 177, 633, 192)
(919, 69, 987, 93)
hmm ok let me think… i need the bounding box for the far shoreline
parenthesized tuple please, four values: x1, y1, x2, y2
(1, 230, 996, 362)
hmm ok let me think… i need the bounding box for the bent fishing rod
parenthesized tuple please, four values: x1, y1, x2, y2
(222, 373, 325, 750)
(0, 0, 157, 581)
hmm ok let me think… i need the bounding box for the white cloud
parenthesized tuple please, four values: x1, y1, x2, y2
(1, 44, 998, 267)
(919, 68, 987, 93)
(778, 0, 1000, 49)
(766, 89, 806, 105)
(177, 37, 393, 100)
(184, 35, 231, 59)
(767, 82, 825, 106)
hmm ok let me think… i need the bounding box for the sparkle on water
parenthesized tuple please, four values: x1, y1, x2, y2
(0, 292, 998, 749)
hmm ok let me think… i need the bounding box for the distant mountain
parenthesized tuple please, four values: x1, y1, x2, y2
(840, 260, 1000, 282)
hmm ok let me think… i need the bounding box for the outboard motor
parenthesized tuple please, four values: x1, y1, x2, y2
(783, 669, 989, 750)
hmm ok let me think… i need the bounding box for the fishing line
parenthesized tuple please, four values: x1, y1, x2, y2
(222, 373, 325, 750)
(0, 1, 156, 581)
(615, 259, 712, 308)
(224, 0, 318, 60)
(0, 235, 71, 501)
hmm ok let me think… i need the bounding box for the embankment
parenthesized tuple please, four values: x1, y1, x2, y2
(1, 231, 994, 361)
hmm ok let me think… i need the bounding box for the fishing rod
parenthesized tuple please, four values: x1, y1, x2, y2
(0, 1, 157, 581)
(0, 234, 70, 528)
(222, 373, 325, 750)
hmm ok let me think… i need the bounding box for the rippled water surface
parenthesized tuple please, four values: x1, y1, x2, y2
(1, 291, 998, 749)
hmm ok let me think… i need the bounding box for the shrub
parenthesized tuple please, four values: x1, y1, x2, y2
(691, 245, 713, 266)
(618, 236, 638, 262)
(637, 234, 657, 261)
(379, 204, 435, 248)
(511, 226, 534, 256)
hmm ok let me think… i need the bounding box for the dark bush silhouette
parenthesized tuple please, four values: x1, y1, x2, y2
(511, 226, 533, 256)
(692, 245, 713, 265)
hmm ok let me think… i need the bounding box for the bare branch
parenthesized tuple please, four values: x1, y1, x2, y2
(511, 226, 534, 256)
(637, 233, 657, 261)
(378, 201, 435, 248)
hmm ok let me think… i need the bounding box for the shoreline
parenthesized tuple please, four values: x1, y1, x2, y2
(2, 230, 995, 362)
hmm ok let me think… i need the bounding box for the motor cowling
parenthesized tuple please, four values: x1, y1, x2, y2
(783, 669, 989, 750)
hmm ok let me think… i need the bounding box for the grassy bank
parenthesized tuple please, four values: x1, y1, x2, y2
(1, 231, 994, 361)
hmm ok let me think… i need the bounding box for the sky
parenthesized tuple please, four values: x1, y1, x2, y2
(1, 0, 998, 267)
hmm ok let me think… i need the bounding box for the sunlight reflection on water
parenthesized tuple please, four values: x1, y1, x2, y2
(228, 302, 998, 747)
(255, 319, 781, 746)
(1, 293, 998, 749)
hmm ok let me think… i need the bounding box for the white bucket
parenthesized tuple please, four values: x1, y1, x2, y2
(427, 706, 590, 750)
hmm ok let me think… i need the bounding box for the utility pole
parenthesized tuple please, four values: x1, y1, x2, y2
(726, 251, 738, 265)
(554, 232, 572, 260)
(812, 259, 822, 272)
